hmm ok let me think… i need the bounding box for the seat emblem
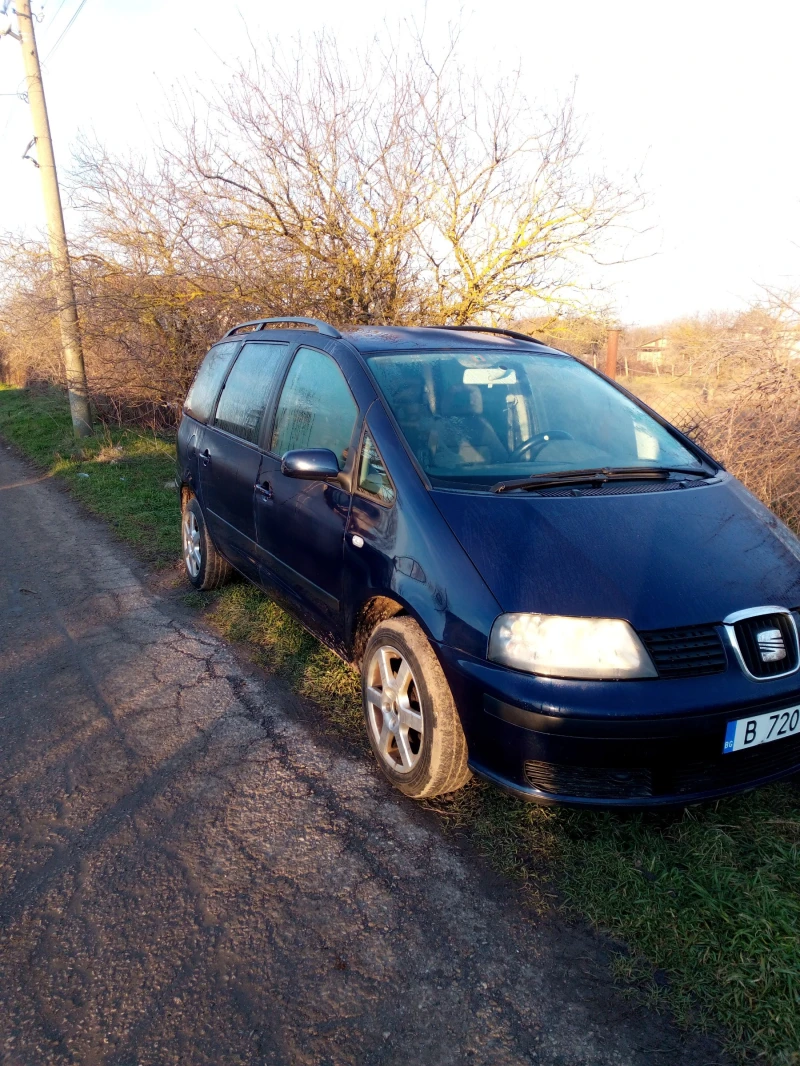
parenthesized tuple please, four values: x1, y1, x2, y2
(756, 628, 786, 663)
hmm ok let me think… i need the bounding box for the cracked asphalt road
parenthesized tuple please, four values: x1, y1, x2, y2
(0, 446, 730, 1066)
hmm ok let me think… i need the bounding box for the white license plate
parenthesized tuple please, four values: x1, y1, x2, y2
(723, 704, 800, 753)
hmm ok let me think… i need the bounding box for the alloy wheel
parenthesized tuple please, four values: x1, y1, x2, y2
(365, 645, 424, 774)
(182, 510, 202, 579)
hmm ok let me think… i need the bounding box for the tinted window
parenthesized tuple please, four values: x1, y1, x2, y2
(369, 350, 702, 490)
(271, 347, 357, 470)
(183, 341, 239, 423)
(213, 342, 287, 444)
(358, 432, 395, 504)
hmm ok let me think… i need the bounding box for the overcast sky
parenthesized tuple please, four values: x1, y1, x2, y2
(1, 0, 798, 325)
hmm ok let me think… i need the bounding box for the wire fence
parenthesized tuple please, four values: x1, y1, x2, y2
(640, 380, 800, 535)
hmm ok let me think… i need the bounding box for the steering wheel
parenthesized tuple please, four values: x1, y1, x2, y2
(510, 430, 574, 462)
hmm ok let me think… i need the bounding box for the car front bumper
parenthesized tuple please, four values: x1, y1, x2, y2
(435, 643, 800, 807)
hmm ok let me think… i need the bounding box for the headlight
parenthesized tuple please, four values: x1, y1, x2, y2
(488, 613, 657, 680)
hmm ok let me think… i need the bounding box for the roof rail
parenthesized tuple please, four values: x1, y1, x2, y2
(224, 317, 342, 339)
(429, 325, 544, 344)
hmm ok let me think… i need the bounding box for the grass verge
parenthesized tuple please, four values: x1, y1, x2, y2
(2, 384, 799, 1064)
(0, 385, 180, 566)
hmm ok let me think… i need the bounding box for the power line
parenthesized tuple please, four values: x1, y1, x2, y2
(41, 0, 87, 64)
(46, 0, 73, 30)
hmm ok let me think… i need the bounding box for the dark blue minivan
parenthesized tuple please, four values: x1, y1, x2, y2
(177, 318, 800, 806)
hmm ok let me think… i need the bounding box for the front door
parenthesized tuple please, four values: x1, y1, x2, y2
(255, 345, 360, 637)
(197, 340, 289, 576)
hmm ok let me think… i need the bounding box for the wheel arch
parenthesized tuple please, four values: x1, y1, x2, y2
(180, 481, 195, 508)
(352, 595, 409, 667)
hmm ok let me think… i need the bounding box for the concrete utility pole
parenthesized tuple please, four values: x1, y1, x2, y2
(16, 0, 92, 436)
(606, 328, 621, 380)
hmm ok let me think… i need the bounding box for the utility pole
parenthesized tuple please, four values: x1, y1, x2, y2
(15, 0, 92, 436)
(606, 328, 621, 380)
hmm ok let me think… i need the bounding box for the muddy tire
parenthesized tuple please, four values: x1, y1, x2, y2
(181, 495, 233, 590)
(362, 616, 471, 799)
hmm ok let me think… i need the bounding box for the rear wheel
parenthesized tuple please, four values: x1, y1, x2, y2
(181, 495, 232, 590)
(362, 616, 471, 799)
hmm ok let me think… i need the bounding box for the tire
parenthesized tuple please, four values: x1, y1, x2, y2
(181, 494, 233, 590)
(361, 616, 471, 799)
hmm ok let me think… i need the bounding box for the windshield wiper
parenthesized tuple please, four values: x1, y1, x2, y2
(491, 466, 713, 494)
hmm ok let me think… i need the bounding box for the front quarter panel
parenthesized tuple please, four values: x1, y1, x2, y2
(344, 400, 501, 659)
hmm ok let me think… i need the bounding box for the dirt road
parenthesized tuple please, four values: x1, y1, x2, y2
(0, 445, 728, 1066)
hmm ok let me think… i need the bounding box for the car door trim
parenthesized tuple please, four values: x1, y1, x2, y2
(257, 542, 340, 612)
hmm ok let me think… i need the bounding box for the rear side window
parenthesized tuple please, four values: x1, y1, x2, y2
(271, 347, 358, 470)
(183, 341, 239, 423)
(213, 342, 287, 444)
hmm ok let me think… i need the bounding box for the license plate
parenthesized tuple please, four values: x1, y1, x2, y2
(723, 704, 800, 753)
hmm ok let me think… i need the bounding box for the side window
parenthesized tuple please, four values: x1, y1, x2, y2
(358, 432, 395, 504)
(213, 342, 287, 444)
(183, 341, 239, 423)
(271, 347, 358, 470)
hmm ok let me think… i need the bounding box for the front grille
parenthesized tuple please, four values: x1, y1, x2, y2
(639, 624, 727, 679)
(730, 612, 799, 679)
(524, 761, 652, 799)
(524, 734, 800, 801)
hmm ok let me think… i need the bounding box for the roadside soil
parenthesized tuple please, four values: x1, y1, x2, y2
(0, 444, 730, 1066)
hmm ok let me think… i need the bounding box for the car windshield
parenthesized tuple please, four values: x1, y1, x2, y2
(368, 350, 703, 490)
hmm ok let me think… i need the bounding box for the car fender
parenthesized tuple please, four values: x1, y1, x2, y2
(343, 401, 501, 662)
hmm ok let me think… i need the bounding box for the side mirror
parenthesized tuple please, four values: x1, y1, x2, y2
(281, 448, 341, 481)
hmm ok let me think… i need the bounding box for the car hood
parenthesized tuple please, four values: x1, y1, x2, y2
(431, 476, 800, 630)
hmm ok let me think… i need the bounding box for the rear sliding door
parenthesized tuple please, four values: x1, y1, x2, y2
(198, 341, 289, 577)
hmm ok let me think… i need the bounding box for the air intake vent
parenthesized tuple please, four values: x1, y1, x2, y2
(639, 624, 727, 679)
(728, 611, 799, 680)
(670, 734, 800, 795)
(524, 761, 652, 799)
(532, 479, 702, 498)
(524, 733, 800, 801)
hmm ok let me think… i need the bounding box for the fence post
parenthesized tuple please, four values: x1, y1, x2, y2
(606, 329, 621, 379)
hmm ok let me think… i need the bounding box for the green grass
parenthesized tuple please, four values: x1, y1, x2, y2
(201, 582, 363, 733)
(0, 385, 180, 566)
(434, 785, 800, 1060)
(2, 383, 799, 1064)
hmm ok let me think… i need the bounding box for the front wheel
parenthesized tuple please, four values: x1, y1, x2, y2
(362, 616, 471, 799)
(181, 495, 233, 590)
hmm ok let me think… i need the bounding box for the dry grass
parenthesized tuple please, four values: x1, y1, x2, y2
(630, 365, 800, 534)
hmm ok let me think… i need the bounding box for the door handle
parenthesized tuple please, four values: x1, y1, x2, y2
(255, 480, 273, 500)
(200, 449, 211, 468)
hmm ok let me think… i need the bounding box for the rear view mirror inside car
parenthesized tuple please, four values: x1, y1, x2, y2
(463, 367, 517, 386)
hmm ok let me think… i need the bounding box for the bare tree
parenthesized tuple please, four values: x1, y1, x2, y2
(178, 36, 429, 325)
(177, 33, 640, 325)
(513, 313, 614, 365)
(415, 76, 638, 324)
(1, 26, 643, 418)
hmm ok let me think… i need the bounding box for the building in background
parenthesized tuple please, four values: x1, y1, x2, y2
(635, 336, 670, 367)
